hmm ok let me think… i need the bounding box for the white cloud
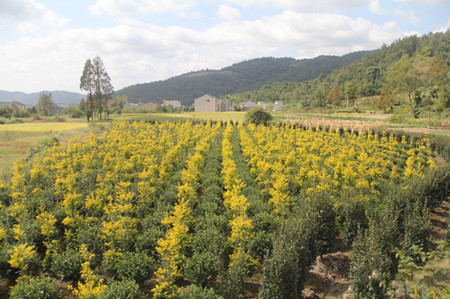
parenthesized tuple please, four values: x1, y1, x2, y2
(217, 5, 242, 22)
(0, 0, 67, 32)
(394, 0, 445, 4)
(0, 11, 404, 93)
(90, 0, 143, 16)
(90, 0, 204, 15)
(89, 0, 371, 15)
(227, 0, 369, 12)
(434, 19, 450, 33)
(369, 0, 388, 14)
(394, 9, 420, 25)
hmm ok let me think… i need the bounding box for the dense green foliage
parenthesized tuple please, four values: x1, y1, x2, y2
(114, 53, 368, 105)
(80, 56, 114, 121)
(350, 164, 450, 298)
(245, 107, 273, 125)
(37, 92, 54, 116)
(227, 30, 450, 115)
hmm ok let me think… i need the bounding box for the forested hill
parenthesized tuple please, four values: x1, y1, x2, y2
(114, 51, 369, 105)
(227, 30, 449, 112)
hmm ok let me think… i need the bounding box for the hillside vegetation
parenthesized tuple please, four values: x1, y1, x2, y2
(227, 30, 449, 117)
(114, 52, 369, 105)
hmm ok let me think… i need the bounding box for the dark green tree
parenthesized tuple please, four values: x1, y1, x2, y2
(245, 107, 273, 125)
(80, 56, 113, 121)
(387, 55, 422, 118)
(344, 81, 357, 108)
(328, 81, 344, 108)
(109, 95, 127, 115)
(37, 92, 54, 116)
(364, 66, 382, 96)
(377, 83, 395, 113)
(92, 56, 113, 120)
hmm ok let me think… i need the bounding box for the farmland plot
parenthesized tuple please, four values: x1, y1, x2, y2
(0, 120, 443, 298)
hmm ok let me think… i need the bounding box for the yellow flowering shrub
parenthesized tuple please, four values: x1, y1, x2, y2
(1, 119, 438, 297)
(69, 244, 106, 298)
(8, 243, 36, 271)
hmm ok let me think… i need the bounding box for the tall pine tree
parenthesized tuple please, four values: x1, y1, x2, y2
(80, 56, 113, 121)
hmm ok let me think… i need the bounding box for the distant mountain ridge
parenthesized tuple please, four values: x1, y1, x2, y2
(0, 90, 85, 106)
(115, 51, 370, 105)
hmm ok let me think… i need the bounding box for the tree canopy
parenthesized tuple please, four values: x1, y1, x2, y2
(37, 92, 54, 116)
(80, 56, 113, 121)
(245, 107, 273, 125)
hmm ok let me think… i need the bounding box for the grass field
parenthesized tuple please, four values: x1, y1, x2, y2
(0, 121, 91, 182)
(0, 121, 88, 132)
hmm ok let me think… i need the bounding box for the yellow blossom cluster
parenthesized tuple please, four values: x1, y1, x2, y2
(221, 123, 255, 271)
(153, 122, 221, 298)
(239, 123, 436, 210)
(1, 119, 438, 296)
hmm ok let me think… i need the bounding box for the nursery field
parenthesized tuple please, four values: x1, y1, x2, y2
(0, 120, 448, 298)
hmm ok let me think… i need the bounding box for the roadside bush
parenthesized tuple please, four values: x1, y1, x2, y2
(10, 276, 60, 299)
(245, 107, 273, 125)
(99, 279, 143, 299)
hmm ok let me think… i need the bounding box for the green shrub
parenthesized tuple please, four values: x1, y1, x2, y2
(25, 137, 59, 161)
(260, 220, 307, 298)
(349, 180, 436, 298)
(10, 276, 60, 299)
(350, 208, 400, 299)
(307, 194, 337, 255)
(249, 231, 273, 259)
(135, 227, 164, 256)
(116, 252, 155, 284)
(185, 252, 218, 287)
(337, 198, 369, 245)
(179, 285, 223, 299)
(99, 279, 143, 299)
(245, 107, 273, 125)
(405, 164, 450, 209)
(51, 248, 82, 281)
(430, 135, 450, 162)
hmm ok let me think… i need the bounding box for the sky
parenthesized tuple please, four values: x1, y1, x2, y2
(0, 0, 449, 94)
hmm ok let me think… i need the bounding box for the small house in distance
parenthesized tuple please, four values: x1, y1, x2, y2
(240, 101, 257, 110)
(162, 100, 181, 108)
(194, 95, 230, 112)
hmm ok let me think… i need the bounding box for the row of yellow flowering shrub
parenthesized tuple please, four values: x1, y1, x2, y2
(0, 120, 441, 298)
(2, 121, 213, 297)
(240, 123, 435, 208)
